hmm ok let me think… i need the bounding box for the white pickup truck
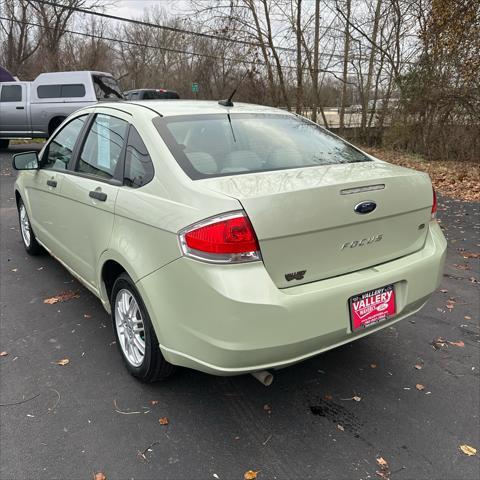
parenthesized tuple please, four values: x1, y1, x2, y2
(0, 71, 123, 149)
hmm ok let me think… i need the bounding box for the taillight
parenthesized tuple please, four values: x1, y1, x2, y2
(179, 212, 261, 263)
(431, 186, 437, 219)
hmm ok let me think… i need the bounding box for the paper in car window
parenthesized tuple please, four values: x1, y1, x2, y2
(96, 115, 111, 170)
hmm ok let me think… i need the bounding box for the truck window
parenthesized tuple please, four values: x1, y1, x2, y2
(37, 84, 86, 98)
(61, 84, 86, 97)
(0, 85, 22, 102)
(92, 75, 123, 100)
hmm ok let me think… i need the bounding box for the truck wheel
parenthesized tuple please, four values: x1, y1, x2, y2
(48, 117, 66, 137)
(0, 139, 9, 150)
(111, 273, 176, 382)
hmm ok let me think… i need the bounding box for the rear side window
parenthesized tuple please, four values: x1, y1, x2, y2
(42, 116, 87, 170)
(37, 84, 86, 98)
(124, 126, 154, 188)
(154, 113, 371, 179)
(0, 85, 22, 102)
(77, 114, 128, 179)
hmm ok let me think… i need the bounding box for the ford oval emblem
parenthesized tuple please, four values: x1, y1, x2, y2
(354, 201, 377, 214)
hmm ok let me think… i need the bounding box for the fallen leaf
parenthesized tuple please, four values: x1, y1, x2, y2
(464, 316, 471, 320)
(56, 358, 70, 366)
(414, 364, 423, 370)
(150, 400, 159, 406)
(462, 252, 480, 259)
(0, 351, 8, 357)
(370, 363, 377, 368)
(93, 473, 106, 480)
(337, 424, 345, 431)
(415, 383, 425, 391)
(376, 457, 388, 468)
(324, 394, 333, 401)
(159, 417, 169, 425)
(43, 290, 80, 304)
(431, 337, 448, 349)
(439, 289, 448, 293)
(263, 404, 272, 413)
(459, 444, 477, 456)
(448, 340, 465, 347)
(244, 471, 258, 480)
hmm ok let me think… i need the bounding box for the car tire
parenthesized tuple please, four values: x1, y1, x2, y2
(17, 198, 43, 255)
(111, 273, 176, 382)
(0, 139, 9, 150)
(48, 117, 66, 137)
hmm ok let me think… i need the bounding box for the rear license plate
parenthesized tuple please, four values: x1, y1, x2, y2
(350, 284, 395, 331)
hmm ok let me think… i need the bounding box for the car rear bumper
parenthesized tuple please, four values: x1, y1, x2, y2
(137, 221, 447, 375)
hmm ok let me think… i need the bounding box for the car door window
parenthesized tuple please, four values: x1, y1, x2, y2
(124, 126, 154, 187)
(41, 115, 87, 170)
(77, 113, 128, 179)
(0, 85, 22, 102)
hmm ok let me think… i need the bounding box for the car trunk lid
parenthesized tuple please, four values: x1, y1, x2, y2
(200, 161, 433, 288)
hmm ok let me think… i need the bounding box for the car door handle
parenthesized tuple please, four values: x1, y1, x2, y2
(89, 190, 107, 201)
(16, 106, 25, 110)
(46, 179, 57, 188)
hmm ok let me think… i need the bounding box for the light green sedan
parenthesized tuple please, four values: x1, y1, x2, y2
(13, 100, 447, 384)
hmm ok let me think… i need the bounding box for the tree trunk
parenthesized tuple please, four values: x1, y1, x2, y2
(246, 0, 277, 105)
(311, 0, 320, 123)
(261, 0, 291, 110)
(339, 0, 351, 132)
(295, 0, 303, 114)
(361, 0, 383, 134)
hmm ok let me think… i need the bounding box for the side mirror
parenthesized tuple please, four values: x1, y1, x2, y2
(12, 151, 39, 170)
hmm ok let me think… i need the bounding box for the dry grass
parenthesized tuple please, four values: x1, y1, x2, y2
(365, 147, 480, 202)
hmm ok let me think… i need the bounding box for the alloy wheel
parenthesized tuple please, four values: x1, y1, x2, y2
(114, 288, 146, 367)
(19, 204, 31, 247)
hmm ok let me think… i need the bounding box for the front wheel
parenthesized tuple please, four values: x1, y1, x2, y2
(17, 199, 43, 255)
(111, 273, 176, 382)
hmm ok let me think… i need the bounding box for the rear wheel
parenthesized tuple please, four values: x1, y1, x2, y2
(0, 139, 9, 150)
(111, 273, 176, 382)
(17, 199, 43, 255)
(48, 117, 65, 137)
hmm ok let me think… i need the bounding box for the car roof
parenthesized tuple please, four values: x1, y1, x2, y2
(112, 100, 288, 117)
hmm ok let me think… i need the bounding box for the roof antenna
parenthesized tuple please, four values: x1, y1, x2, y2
(218, 70, 249, 107)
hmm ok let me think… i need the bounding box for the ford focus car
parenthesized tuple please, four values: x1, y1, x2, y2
(12, 100, 447, 383)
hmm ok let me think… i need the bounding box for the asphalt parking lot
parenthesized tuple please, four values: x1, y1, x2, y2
(1, 144, 479, 480)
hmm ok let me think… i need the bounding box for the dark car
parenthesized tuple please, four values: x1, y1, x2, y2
(124, 88, 180, 100)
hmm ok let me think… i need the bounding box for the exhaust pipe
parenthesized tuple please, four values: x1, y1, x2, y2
(251, 370, 274, 386)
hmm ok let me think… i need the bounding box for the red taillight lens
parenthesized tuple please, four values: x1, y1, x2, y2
(431, 186, 437, 218)
(180, 212, 261, 263)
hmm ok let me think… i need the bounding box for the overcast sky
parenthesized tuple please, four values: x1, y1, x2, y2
(113, 0, 186, 19)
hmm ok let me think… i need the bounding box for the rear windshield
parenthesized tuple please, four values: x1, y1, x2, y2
(142, 90, 179, 100)
(92, 75, 124, 100)
(153, 113, 370, 179)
